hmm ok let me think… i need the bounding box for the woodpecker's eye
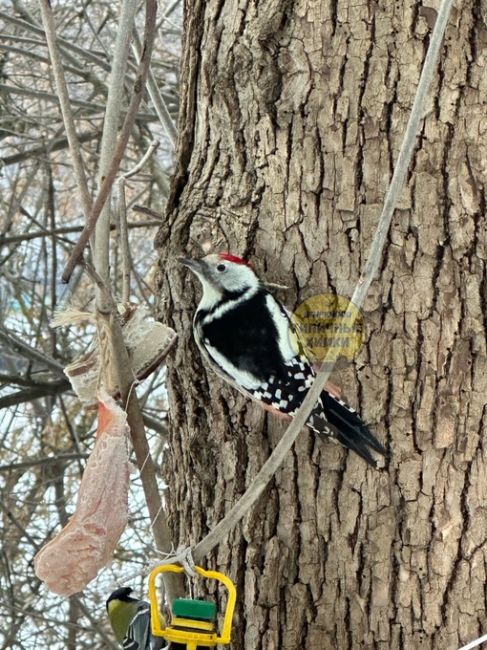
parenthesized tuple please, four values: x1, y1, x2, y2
(216, 263, 226, 272)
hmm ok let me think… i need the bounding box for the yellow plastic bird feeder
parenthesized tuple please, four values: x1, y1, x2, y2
(148, 564, 236, 650)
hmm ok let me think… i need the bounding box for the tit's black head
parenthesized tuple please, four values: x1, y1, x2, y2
(106, 587, 137, 611)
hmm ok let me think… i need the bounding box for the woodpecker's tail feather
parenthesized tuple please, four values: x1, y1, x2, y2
(308, 391, 387, 467)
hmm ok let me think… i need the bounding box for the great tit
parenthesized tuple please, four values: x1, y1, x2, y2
(106, 587, 165, 650)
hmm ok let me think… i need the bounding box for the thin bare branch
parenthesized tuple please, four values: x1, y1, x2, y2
(0, 11, 113, 73)
(0, 379, 71, 409)
(132, 31, 177, 147)
(118, 183, 131, 302)
(0, 453, 88, 473)
(163, 0, 182, 20)
(0, 373, 54, 387)
(142, 413, 169, 439)
(117, 139, 160, 301)
(62, 0, 158, 283)
(38, 0, 93, 220)
(132, 204, 165, 220)
(1, 130, 101, 167)
(123, 138, 160, 179)
(92, 0, 139, 291)
(0, 328, 65, 374)
(0, 83, 103, 111)
(0, 42, 87, 76)
(0, 221, 162, 245)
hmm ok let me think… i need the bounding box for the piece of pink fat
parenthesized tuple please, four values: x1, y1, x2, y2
(34, 391, 130, 597)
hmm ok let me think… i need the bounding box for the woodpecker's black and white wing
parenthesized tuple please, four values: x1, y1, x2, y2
(194, 288, 294, 390)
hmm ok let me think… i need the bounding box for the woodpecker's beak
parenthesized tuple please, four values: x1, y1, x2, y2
(179, 257, 212, 283)
(178, 257, 203, 272)
(179, 256, 219, 289)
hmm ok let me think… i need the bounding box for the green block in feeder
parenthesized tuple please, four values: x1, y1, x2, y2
(172, 599, 217, 622)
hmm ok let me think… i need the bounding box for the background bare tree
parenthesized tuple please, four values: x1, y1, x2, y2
(159, 1, 487, 649)
(1, 2, 181, 647)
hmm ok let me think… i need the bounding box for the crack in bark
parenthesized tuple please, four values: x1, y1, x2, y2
(354, 12, 376, 209)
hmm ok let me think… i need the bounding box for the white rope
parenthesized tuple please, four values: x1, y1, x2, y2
(109, 545, 198, 588)
(137, 448, 152, 478)
(149, 500, 165, 531)
(145, 545, 197, 577)
(178, 546, 197, 578)
(458, 634, 487, 650)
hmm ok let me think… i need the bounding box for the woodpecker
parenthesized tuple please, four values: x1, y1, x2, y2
(179, 253, 386, 466)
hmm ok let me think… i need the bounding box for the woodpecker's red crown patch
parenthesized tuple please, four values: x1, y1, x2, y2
(219, 252, 253, 268)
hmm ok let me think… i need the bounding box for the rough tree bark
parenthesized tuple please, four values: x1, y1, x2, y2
(157, 1, 487, 648)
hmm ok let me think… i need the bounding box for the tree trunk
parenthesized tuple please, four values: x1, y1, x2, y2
(157, 1, 487, 648)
